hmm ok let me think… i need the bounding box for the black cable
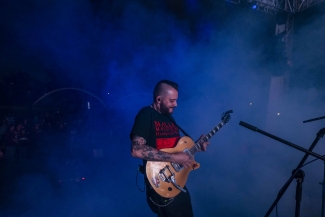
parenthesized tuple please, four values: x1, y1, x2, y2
(301, 156, 323, 168)
(136, 165, 145, 192)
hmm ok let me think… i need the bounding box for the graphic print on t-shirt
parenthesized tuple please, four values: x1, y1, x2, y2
(154, 120, 180, 150)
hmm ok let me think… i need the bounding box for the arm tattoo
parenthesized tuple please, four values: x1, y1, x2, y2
(131, 135, 172, 161)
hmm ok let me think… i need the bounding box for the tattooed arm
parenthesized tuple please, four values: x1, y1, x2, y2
(131, 135, 193, 167)
(131, 135, 172, 161)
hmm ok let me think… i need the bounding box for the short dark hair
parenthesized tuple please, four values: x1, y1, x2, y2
(153, 80, 178, 101)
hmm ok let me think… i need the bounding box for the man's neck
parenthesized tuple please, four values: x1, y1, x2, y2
(151, 103, 161, 113)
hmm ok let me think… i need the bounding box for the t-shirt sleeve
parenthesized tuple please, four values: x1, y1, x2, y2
(130, 108, 151, 141)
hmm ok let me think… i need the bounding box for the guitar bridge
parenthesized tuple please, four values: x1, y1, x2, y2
(157, 165, 187, 193)
(158, 165, 174, 183)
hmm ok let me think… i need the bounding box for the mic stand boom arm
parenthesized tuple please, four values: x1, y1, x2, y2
(303, 115, 325, 123)
(239, 121, 325, 217)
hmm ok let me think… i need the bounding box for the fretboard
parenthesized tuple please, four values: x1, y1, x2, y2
(188, 121, 226, 156)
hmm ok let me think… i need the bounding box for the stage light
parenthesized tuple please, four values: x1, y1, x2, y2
(107, 92, 110, 94)
(249, 102, 252, 105)
(252, 4, 257, 9)
(277, 112, 280, 115)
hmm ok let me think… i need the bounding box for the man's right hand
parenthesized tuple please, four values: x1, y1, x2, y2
(172, 152, 193, 168)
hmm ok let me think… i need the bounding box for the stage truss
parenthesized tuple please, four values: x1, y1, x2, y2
(227, 0, 325, 14)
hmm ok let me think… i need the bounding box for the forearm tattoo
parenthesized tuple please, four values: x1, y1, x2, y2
(132, 136, 172, 161)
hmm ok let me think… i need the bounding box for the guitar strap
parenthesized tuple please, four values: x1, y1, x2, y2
(167, 115, 192, 139)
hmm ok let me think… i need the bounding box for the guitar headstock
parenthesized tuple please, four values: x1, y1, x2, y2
(221, 110, 233, 124)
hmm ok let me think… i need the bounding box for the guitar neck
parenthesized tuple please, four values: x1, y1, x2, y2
(189, 121, 226, 156)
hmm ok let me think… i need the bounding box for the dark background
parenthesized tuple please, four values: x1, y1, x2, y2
(0, 1, 325, 216)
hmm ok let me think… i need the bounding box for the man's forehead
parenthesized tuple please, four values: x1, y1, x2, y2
(163, 89, 178, 100)
(165, 88, 178, 95)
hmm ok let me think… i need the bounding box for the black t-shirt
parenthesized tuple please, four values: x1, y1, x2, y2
(130, 105, 180, 150)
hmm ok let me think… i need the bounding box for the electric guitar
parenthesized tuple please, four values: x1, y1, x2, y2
(146, 110, 233, 198)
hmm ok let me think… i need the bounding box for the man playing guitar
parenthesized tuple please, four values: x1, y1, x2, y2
(130, 80, 209, 217)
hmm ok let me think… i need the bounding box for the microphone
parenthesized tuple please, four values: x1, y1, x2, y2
(239, 121, 258, 132)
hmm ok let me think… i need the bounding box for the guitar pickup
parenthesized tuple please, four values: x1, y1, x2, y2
(171, 149, 191, 172)
(171, 162, 183, 172)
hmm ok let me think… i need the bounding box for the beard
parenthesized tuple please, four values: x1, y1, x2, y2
(160, 102, 174, 115)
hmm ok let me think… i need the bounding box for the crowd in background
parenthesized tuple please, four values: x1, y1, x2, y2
(0, 111, 74, 162)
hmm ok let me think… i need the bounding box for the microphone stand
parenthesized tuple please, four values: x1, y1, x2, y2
(294, 169, 304, 217)
(303, 115, 325, 123)
(239, 121, 325, 217)
(304, 115, 325, 217)
(321, 162, 325, 217)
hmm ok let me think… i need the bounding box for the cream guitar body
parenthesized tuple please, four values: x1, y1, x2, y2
(146, 110, 232, 198)
(146, 136, 200, 198)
